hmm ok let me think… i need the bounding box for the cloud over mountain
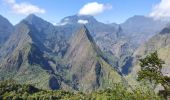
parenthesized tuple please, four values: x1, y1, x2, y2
(4, 0, 45, 15)
(149, 0, 170, 19)
(78, 2, 112, 16)
(78, 19, 88, 24)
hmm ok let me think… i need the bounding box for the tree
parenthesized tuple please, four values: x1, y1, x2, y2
(137, 51, 170, 92)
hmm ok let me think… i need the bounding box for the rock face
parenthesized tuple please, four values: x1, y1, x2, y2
(121, 15, 168, 45)
(57, 15, 121, 52)
(0, 15, 14, 47)
(117, 15, 170, 75)
(57, 15, 133, 74)
(57, 15, 170, 75)
(1, 13, 170, 92)
(131, 25, 170, 77)
(0, 14, 122, 92)
(62, 15, 170, 75)
(0, 14, 68, 90)
(64, 26, 122, 92)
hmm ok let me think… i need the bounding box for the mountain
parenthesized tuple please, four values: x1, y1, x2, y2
(0, 14, 68, 59)
(130, 25, 170, 79)
(59, 15, 119, 36)
(57, 15, 131, 74)
(59, 15, 170, 75)
(0, 14, 68, 90)
(49, 15, 170, 76)
(115, 15, 170, 75)
(63, 26, 122, 92)
(0, 15, 14, 47)
(57, 15, 121, 51)
(59, 15, 97, 26)
(121, 15, 169, 46)
(1, 13, 169, 92)
(0, 14, 122, 92)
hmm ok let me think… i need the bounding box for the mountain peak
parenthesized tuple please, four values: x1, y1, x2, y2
(27, 14, 37, 18)
(72, 25, 96, 45)
(60, 14, 97, 25)
(0, 15, 6, 20)
(122, 15, 152, 25)
(25, 14, 39, 21)
(0, 15, 13, 26)
(159, 25, 170, 35)
(18, 14, 53, 33)
(65, 14, 95, 20)
(65, 25, 101, 61)
(64, 25, 122, 92)
(132, 15, 148, 18)
(0, 14, 14, 45)
(23, 14, 51, 26)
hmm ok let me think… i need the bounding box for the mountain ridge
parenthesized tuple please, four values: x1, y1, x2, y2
(129, 25, 170, 82)
(0, 14, 170, 93)
(0, 16, 123, 92)
(63, 25, 122, 92)
(0, 15, 14, 47)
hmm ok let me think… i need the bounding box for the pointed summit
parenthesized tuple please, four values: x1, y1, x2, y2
(24, 14, 40, 23)
(60, 14, 97, 24)
(26, 14, 37, 19)
(22, 14, 52, 29)
(24, 14, 43, 21)
(72, 25, 96, 44)
(65, 25, 102, 59)
(0, 15, 14, 46)
(64, 26, 122, 92)
(0, 15, 13, 24)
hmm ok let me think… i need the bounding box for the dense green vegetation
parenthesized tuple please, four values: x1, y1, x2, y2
(137, 52, 170, 89)
(1, 52, 170, 100)
(137, 51, 170, 99)
(0, 80, 163, 100)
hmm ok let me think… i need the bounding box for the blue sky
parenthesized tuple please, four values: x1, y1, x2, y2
(0, 0, 167, 25)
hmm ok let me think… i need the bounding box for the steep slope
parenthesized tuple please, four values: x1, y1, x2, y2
(58, 15, 170, 75)
(121, 15, 169, 45)
(57, 15, 132, 74)
(0, 14, 68, 90)
(131, 25, 170, 78)
(64, 26, 122, 92)
(118, 15, 170, 75)
(0, 15, 14, 47)
(0, 14, 68, 59)
(57, 15, 121, 52)
(0, 14, 122, 92)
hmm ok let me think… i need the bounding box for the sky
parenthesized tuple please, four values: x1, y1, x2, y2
(0, 0, 170, 25)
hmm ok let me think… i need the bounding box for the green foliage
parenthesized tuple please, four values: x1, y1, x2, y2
(0, 80, 81, 100)
(137, 51, 170, 99)
(88, 84, 162, 100)
(137, 52, 169, 86)
(138, 52, 164, 84)
(0, 80, 163, 100)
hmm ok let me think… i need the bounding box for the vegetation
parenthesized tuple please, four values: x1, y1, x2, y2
(1, 52, 170, 100)
(137, 51, 170, 99)
(0, 80, 162, 100)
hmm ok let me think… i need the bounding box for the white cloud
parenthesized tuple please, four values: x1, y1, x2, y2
(59, 22, 68, 26)
(56, 22, 69, 26)
(4, 0, 45, 15)
(149, 0, 170, 19)
(78, 2, 112, 16)
(64, 18, 69, 21)
(52, 23, 57, 26)
(78, 19, 88, 24)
